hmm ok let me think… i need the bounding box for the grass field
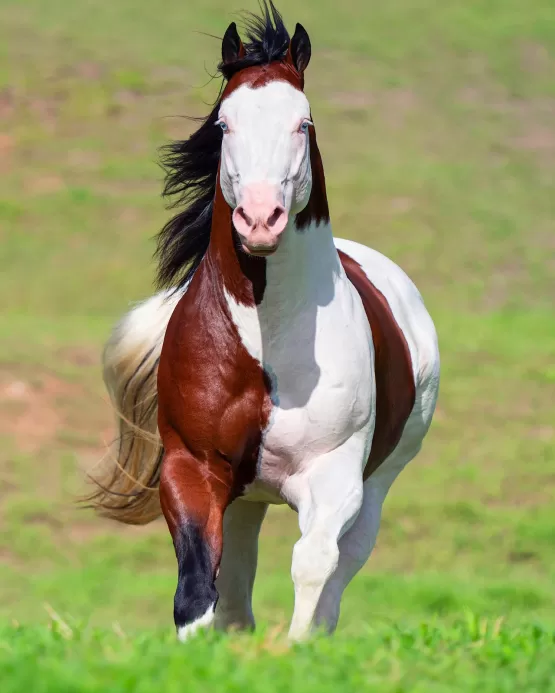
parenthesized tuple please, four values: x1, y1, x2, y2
(2, 618, 555, 693)
(1, 0, 554, 689)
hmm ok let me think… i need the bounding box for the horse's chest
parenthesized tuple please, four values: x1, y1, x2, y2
(261, 334, 373, 468)
(226, 287, 374, 480)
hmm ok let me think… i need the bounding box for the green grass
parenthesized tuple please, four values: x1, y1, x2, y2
(2, 617, 555, 693)
(1, 0, 555, 689)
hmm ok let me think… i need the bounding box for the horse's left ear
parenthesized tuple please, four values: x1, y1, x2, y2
(287, 23, 311, 73)
(222, 21, 245, 65)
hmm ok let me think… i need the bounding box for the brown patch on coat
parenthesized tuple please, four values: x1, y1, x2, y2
(157, 178, 272, 571)
(222, 61, 304, 100)
(295, 124, 330, 229)
(338, 251, 415, 478)
(210, 169, 267, 307)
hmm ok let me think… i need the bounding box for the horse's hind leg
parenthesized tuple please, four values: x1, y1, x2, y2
(313, 447, 418, 633)
(283, 435, 367, 642)
(214, 499, 268, 632)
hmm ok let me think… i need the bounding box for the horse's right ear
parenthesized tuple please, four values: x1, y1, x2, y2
(222, 22, 245, 65)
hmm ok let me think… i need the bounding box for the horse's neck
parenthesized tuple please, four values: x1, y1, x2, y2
(211, 217, 346, 367)
(261, 220, 342, 318)
(206, 180, 342, 306)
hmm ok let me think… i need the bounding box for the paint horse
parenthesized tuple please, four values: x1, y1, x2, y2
(90, 4, 440, 642)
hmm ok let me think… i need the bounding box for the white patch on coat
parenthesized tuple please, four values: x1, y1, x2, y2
(176, 604, 215, 642)
(218, 81, 313, 216)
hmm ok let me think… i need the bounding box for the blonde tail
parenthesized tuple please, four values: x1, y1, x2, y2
(85, 289, 182, 524)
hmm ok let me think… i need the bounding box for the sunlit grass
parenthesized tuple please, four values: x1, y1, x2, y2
(1, 615, 554, 693)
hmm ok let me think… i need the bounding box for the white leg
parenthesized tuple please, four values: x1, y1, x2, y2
(313, 448, 418, 632)
(282, 435, 368, 642)
(214, 499, 267, 632)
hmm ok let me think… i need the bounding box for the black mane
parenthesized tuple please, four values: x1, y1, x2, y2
(155, 1, 291, 291)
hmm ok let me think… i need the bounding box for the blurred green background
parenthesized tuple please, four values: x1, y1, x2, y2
(1, 0, 554, 637)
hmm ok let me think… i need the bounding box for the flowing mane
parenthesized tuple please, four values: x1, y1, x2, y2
(155, 1, 291, 291)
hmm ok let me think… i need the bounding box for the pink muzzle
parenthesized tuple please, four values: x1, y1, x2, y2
(232, 182, 288, 256)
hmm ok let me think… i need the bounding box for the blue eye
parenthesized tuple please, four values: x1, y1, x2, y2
(300, 120, 311, 133)
(217, 120, 229, 133)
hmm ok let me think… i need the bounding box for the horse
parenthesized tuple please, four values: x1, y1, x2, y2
(88, 1, 440, 642)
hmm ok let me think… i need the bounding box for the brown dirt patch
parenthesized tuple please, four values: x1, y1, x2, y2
(66, 148, 102, 171)
(389, 197, 414, 214)
(56, 346, 100, 368)
(519, 41, 553, 75)
(25, 175, 65, 195)
(0, 547, 22, 568)
(329, 87, 419, 130)
(0, 89, 15, 120)
(0, 374, 68, 453)
(76, 62, 104, 81)
(0, 368, 105, 454)
(486, 477, 555, 508)
(509, 127, 555, 153)
(0, 132, 14, 152)
(0, 132, 15, 172)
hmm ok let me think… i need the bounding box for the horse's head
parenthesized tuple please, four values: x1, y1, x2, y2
(156, 2, 329, 291)
(217, 21, 313, 257)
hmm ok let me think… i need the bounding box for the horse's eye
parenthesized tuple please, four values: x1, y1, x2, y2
(216, 120, 229, 133)
(299, 120, 312, 134)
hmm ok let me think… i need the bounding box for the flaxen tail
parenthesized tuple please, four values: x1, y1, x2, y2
(85, 290, 182, 524)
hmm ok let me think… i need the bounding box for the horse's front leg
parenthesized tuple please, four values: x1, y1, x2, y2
(282, 434, 368, 642)
(159, 446, 233, 641)
(313, 447, 417, 633)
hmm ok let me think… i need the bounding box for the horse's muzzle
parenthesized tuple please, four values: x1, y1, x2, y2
(232, 182, 288, 256)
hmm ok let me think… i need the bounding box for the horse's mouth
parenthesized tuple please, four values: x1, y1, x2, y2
(241, 243, 278, 257)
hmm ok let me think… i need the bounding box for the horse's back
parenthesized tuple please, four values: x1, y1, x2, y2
(334, 237, 440, 473)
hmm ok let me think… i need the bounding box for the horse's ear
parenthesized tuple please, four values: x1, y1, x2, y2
(287, 23, 311, 73)
(222, 22, 245, 65)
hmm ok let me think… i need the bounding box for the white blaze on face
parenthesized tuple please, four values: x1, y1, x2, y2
(217, 80, 313, 254)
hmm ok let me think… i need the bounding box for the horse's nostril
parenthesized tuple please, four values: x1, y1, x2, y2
(267, 207, 284, 228)
(236, 206, 254, 228)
